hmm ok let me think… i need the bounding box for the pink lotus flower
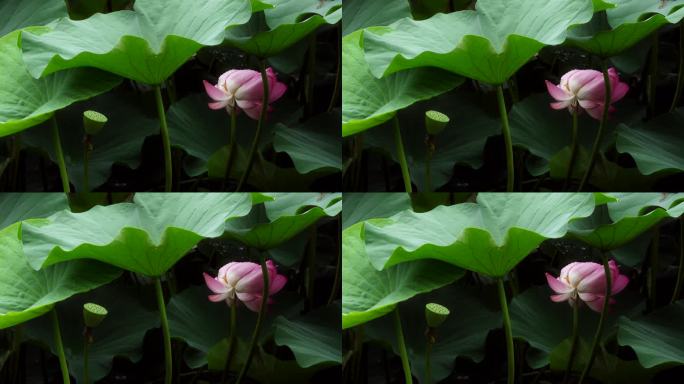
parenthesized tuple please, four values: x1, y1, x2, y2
(545, 260, 629, 312)
(203, 260, 287, 312)
(203, 68, 287, 120)
(545, 68, 629, 120)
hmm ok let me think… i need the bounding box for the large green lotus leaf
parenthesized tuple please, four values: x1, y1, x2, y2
(0, 223, 122, 329)
(365, 284, 500, 383)
(22, 193, 254, 276)
(168, 285, 304, 369)
(0, 193, 68, 229)
(618, 301, 684, 368)
(363, 0, 594, 84)
(0, 30, 121, 138)
(568, 193, 684, 251)
(364, 88, 500, 191)
(0, 0, 67, 36)
(363, 193, 596, 276)
(273, 303, 341, 368)
(21, 90, 158, 191)
(616, 108, 684, 175)
(23, 280, 158, 382)
(21, 0, 252, 84)
(342, 0, 411, 36)
(511, 285, 644, 369)
(342, 30, 463, 137)
(224, 193, 341, 250)
(342, 193, 412, 230)
(342, 222, 464, 329)
(225, 0, 341, 57)
(567, 0, 684, 57)
(272, 111, 342, 174)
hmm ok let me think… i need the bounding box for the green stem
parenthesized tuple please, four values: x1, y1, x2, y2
(497, 278, 515, 384)
(235, 253, 270, 384)
(671, 23, 684, 113)
(83, 135, 91, 192)
(425, 137, 434, 192)
(50, 308, 71, 384)
(672, 217, 684, 304)
(648, 32, 659, 117)
(425, 337, 433, 384)
(153, 85, 173, 192)
(327, 217, 341, 305)
(222, 111, 237, 191)
(563, 109, 579, 191)
(563, 301, 580, 383)
(496, 85, 514, 192)
(578, 61, 612, 192)
(578, 253, 612, 384)
(327, 26, 341, 113)
(50, 115, 70, 193)
(392, 116, 412, 192)
(393, 307, 413, 384)
(648, 227, 660, 311)
(221, 303, 238, 384)
(154, 278, 172, 384)
(237, 60, 269, 192)
(83, 329, 90, 384)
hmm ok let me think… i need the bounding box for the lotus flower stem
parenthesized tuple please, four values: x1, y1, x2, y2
(496, 278, 514, 384)
(235, 253, 270, 384)
(154, 278, 173, 384)
(563, 301, 580, 383)
(237, 60, 269, 192)
(563, 109, 579, 191)
(578, 61, 612, 192)
(49, 116, 70, 193)
(392, 116, 413, 192)
(671, 23, 684, 113)
(648, 227, 660, 311)
(495, 85, 514, 192)
(648, 32, 659, 117)
(327, 217, 341, 305)
(327, 26, 341, 113)
(153, 85, 173, 192)
(222, 111, 238, 191)
(50, 308, 70, 383)
(221, 303, 238, 384)
(393, 307, 413, 384)
(578, 253, 612, 384)
(672, 217, 684, 303)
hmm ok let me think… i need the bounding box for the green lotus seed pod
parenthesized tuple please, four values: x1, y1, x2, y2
(425, 302, 449, 328)
(424, 110, 449, 135)
(83, 110, 108, 135)
(83, 302, 108, 328)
